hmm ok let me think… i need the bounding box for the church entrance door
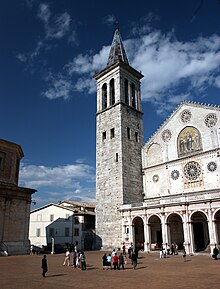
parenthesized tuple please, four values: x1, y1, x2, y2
(167, 213, 184, 250)
(191, 212, 209, 252)
(148, 215, 162, 250)
(214, 210, 220, 244)
(133, 217, 144, 250)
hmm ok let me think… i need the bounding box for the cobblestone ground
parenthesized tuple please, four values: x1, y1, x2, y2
(0, 251, 219, 289)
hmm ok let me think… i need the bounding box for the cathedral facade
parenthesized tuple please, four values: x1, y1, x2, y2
(95, 28, 220, 254)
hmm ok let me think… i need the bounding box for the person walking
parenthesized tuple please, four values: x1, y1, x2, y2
(41, 255, 48, 277)
(102, 253, 107, 270)
(213, 244, 219, 260)
(63, 248, 70, 266)
(119, 253, 125, 270)
(131, 250, 137, 269)
(113, 253, 119, 270)
(80, 251, 86, 270)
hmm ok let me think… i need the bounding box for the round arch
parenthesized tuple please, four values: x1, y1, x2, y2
(166, 213, 184, 249)
(191, 211, 209, 252)
(132, 216, 144, 250)
(148, 215, 162, 250)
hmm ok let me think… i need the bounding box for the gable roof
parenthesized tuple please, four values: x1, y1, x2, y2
(145, 100, 220, 146)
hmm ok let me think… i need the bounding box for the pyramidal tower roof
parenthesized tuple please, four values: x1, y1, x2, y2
(107, 27, 129, 67)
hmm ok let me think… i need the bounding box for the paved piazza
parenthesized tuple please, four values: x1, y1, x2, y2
(0, 251, 219, 289)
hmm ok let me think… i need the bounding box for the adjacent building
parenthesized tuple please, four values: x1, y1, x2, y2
(0, 139, 36, 255)
(29, 201, 96, 252)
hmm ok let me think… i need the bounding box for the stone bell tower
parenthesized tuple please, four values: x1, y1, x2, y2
(95, 28, 144, 249)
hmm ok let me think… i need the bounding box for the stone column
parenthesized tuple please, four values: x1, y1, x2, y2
(161, 212, 167, 247)
(143, 215, 150, 252)
(207, 207, 216, 254)
(182, 210, 190, 255)
(188, 221, 194, 253)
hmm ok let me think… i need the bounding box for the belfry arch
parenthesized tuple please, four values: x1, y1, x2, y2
(191, 211, 209, 252)
(148, 215, 162, 250)
(166, 213, 184, 249)
(133, 217, 144, 249)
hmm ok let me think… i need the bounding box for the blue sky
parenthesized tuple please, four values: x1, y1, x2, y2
(1, 0, 220, 209)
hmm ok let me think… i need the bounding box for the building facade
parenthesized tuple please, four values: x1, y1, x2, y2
(95, 28, 220, 254)
(0, 139, 36, 255)
(29, 201, 96, 252)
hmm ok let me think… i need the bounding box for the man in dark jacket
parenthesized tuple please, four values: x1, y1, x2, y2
(41, 255, 48, 277)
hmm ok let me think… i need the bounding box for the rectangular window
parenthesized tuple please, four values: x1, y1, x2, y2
(102, 131, 106, 141)
(50, 214, 54, 222)
(49, 227, 54, 237)
(74, 228, 79, 236)
(75, 217, 79, 224)
(135, 132, 139, 142)
(126, 227, 129, 234)
(127, 127, 131, 140)
(116, 153, 118, 162)
(36, 228, 41, 237)
(65, 227, 70, 237)
(110, 128, 115, 139)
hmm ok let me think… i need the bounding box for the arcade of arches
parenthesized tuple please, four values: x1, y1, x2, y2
(122, 208, 220, 254)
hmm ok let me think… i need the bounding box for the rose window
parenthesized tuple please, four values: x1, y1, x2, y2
(184, 161, 201, 180)
(207, 162, 217, 172)
(204, 113, 217, 128)
(180, 109, 192, 123)
(171, 170, 180, 180)
(161, 129, 172, 142)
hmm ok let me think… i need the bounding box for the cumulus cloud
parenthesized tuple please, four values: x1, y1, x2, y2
(20, 162, 95, 189)
(42, 72, 73, 100)
(20, 161, 96, 207)
(62, 28, 220, 114)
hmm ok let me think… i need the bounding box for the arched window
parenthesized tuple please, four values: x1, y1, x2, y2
(102, 83, 107, 109)
(124, 78, 129, 105)
(131, 83, 136, 108)
(110, 78, 115, 105)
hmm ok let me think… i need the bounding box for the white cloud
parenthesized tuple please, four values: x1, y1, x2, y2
(64, 28, 220, 114)
(19, 162, 95, 189)
(42, 73, 73, 100)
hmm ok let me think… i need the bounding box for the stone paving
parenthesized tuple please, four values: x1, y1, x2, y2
(0, 251, 219, 289)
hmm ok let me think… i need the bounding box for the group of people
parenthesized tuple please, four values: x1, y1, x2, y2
(159, 243, 179, 258)
(102, 244, 139, 270)
(63, 248, 86, 270)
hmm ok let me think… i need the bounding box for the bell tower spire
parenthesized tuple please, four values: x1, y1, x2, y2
(107, 27, 129, 66)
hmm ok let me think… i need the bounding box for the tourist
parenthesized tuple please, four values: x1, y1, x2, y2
(131, 250, 137, 269)
(113, 253, 119, 270)
(122, 243, 126, 255)
(102, 253, 107, 270)
(72, 250, 76, 267)
(80, 251, 86, 270)
(119, 253, 125, 270)
(106, 254, 111, 270)
(41, 255, 48, 277)
(76, 250, 81, 268)
(111, 249, 116, 269)
(213, 244, 219, 260)
(63, 248, 70, 266)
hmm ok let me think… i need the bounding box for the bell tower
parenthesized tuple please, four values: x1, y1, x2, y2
(95, 28, 144, 249)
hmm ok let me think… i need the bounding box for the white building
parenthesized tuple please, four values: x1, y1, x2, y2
(95, 27, 220, 254)
(29, 201, 96, 252)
